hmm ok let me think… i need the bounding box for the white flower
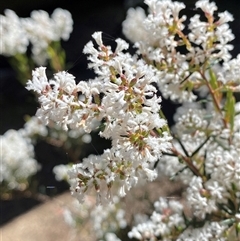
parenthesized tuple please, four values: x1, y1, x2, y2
(218, 54, 240, 84)
(122, 7, 148, 44)
(92, 31, 103, 46)
(205, 180, 226, 200)
(90, 196, 126, 239)
(22, 10, 56, 48)
(187, 176, 219, 219)
(51, 8, 73, 41)
(129, 197, 185, 240)
(217, 11, 233, 25)
(53, 164, 71, 182)
(195, 0, 217, 15)
(115, 38, 129, 53)
(0, 129, 39, 190)
(62, 209, 76, 227)
(21, 116, 48, 138)
(51, 71, 76, 95)
(26, 66, 49, 94)
(177, 222, 227, 241)
(128, 221, 155, 240)
(81, 133, 92, 143)
(104, 233, 122, 241)
(20, 8, 73, 65)
(0, 10, 29, 56)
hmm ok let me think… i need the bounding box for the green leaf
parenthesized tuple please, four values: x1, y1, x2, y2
(209, 68, 218, 90)
(236, 222, 240, 234)
(129, 77, 137, 87)
(93, 94, 101, 105)
(224, 90, 236, 133)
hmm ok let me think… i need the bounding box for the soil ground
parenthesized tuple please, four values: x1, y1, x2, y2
(1, 178, 184, 241)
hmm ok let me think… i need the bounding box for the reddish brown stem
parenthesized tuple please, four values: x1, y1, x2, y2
(171, 145, 204, 179)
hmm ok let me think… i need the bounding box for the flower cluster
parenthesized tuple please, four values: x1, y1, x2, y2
(128, 197, 185, 240)
(62, 195, 127, 241)
(0, 116, 50, 194)
(0, 9, 28, 56)
(0, 8, 73, 65)
(0, 129, 40, 191)
(90, 196, 127, 239)
(123, 0, 237, 102)
(26, 32, 172, 203)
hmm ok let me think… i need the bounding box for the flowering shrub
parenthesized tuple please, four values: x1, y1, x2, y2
(2, 0, 240, 240)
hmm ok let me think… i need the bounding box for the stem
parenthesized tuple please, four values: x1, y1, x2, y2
(171, 145, 204, 179)
(200, 71, 228, 129)
(9, 53, 33, 85)
(47, 41, 66, 71)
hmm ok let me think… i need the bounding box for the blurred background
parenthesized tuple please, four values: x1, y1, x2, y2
(1, 0, 240, 228)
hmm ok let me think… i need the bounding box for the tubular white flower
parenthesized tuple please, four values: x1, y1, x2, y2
(195, 0, 217, 15)
(92, 31, 103, 46)
(50, 71, 76, 94)
(26, 67, 49, 94)
(217, 11, 233, 25)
